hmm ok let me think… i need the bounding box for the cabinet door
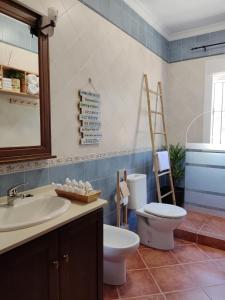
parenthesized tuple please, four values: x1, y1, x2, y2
(59, 209, 103, 300)
(0, 231, 59, 300)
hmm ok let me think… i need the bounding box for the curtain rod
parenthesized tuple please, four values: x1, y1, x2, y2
(191, 41, 225, 51)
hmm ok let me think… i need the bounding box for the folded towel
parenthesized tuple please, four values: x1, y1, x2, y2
(157, 151, 170, 172)
(114, 194, 129, 206)
(27, 83, 39, 95)
(27, 74, 38, 85)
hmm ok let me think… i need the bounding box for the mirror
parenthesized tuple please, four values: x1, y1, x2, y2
(0, 0, 54, 163)
(0, 13, 40, 147)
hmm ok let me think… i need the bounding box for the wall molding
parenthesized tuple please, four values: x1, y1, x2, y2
(0, 147, 151, 175)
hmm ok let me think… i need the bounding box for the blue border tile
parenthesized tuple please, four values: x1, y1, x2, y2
(0, 151, 154, 227)
(0, 172, 25, 197)
(25, 169, 49, 190)
(79, 0, 225, 63)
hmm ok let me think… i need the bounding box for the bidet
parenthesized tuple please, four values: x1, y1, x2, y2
(103, 224, 140, 285)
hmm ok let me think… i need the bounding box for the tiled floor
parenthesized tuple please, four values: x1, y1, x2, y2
(104, 239, 225, 300)
(175, 211, 225, 250)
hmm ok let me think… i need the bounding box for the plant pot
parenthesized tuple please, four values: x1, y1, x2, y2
(160, 186, 184, 207)
(174, 187, 185, 207)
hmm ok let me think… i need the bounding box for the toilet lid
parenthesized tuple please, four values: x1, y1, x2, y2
(144, 203, 187, 218)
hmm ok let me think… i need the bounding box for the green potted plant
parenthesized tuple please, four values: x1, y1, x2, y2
(161, 143, 186, 207)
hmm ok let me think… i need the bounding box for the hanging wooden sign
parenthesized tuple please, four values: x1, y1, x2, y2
(79, 114, 100, 121)
(80, 127, 101, 133)
(81, 138, 101, 145)
(82, 133, 102, 138)
(82, 120, 101, 127)
(81, 108, 101, 116)
(79, 101, 100, 110)
(80, 90, 100, 100)
(81, 95, 100, 103)
(79, 88, 102, 145)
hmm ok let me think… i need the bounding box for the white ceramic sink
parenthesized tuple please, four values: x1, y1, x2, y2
(0, 195, 71, 231)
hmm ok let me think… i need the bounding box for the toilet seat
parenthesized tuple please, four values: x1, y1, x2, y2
(144, 203, 187, 219)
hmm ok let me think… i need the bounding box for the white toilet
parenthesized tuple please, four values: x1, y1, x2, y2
(103, 224, 139, 285)
(127, 174, 187, 250)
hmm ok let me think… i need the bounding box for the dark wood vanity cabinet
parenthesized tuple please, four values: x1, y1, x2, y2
(0, 209, 103, 300)
(0, 231, 59, 300)
(59, 210, 103, 300)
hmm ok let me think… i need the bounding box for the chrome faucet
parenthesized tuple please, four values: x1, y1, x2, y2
(7, 183, 28, 206)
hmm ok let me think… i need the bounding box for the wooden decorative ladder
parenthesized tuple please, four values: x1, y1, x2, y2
(144, 74, 176, 205)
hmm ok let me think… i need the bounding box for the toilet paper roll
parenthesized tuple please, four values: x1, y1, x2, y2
(27, 74, 39, 85)
(27, 83, 39, 95)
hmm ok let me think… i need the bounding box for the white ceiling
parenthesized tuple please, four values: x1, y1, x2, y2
(124, 0, 225, 40)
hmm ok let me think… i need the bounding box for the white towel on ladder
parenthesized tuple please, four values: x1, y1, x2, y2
(157, 151, 170, 172)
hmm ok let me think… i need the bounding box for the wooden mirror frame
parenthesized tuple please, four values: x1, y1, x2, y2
(0, 0, 55, 163)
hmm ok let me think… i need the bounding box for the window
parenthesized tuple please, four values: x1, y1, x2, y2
(210, 73, 225, 144)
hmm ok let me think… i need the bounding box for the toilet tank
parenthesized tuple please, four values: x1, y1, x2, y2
(127, 174, 147, 209)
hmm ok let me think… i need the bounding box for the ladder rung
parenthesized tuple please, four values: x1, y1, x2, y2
(148, 89, 162, 96)
(158, 171, 170, 177)
(154, 132, 166, 135)
(161, 191, 173, 199)
(151, 110, 162, 115)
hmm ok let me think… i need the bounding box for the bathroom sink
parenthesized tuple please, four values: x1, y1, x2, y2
(0, 195, 71, 231)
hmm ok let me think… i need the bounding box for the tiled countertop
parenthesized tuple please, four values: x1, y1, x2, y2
(0, 185, 107, 255)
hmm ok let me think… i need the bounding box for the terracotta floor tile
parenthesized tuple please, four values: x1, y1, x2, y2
(179, 211, 209, 231)
(212, 259, 225, 271)
(150, 265, 197, 292)
(186, 261, 225, 287)
(139, 243, 149, 249)
(172, 244, 208, 263)
(165, 288, 209, 300)
(122, 295, 165, 300)
(104, 284, 118, 300)
(174, 228, 197, 243)
(127, 251, 146, 270)
(118, 269, 159, 298)
(199, 218, 225, 238)
(139, 247, 178, 268)
(197, 244, 225, 259)
(197, 232, 225, 251)
(174, 239, 192, 248)
(203, 283, 225, 300)
(175, 212, 225, 252)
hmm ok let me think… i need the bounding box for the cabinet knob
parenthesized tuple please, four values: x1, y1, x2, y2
(63, 254, 70, 263)
(52, 260, 59, 269)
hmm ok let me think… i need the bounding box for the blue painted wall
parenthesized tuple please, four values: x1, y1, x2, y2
(169, 30, 225, 63)
(2, 0, 225, 226)
(79, 0, 225, 63)
(1, 0, 225, 62)
(0, 151, 155, 225)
